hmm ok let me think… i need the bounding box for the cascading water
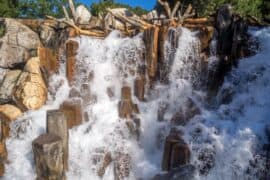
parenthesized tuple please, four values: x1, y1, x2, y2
(2, 26, 270, 180)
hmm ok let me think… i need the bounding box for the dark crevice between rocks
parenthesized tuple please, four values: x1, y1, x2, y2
(0, 19, 6, 38)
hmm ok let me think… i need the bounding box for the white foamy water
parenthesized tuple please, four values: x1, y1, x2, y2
(3, 27, 270, 180)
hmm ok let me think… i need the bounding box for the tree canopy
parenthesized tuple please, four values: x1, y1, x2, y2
(0, 0, 269, 23)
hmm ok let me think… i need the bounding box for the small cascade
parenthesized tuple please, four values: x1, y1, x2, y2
(2, 25, 270, 180)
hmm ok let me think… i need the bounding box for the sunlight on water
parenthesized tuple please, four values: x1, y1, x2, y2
(3, 27, 270, 180)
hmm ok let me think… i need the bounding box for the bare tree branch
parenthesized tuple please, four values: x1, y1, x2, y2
(171, 0, 181, 18)
(68, 0, 77, 22)
(158, 0, 172, 18)
(62, 6, 70, 21)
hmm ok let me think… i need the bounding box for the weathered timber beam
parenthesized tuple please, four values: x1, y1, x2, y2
(46, 16, 105, 38)
(106, 8, 152, 30)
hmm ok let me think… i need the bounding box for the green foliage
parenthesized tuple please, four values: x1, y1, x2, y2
(156, 0, 264, 20)
(192, 0, 263, 19)
(0, 0, 19, 17)
(233, 0, 262, 19)
(262, 0, 270, 20)
(18, 0, 79, 18)
(90, 0, 148, 16)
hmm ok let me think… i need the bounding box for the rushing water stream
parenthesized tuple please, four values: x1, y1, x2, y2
(3, 27, 270, 180)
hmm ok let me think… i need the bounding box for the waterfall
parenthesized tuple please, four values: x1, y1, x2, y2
(3, 27, 270, 180)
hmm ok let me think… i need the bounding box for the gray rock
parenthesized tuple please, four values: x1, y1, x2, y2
(0, 18, 40, 68)
(0, 68, 8, 84)
(0, 70, 21, 104)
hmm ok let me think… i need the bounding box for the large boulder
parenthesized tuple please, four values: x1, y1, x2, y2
(0, 70, 22, 104)
(0, 18, 40, 68)
(76, 5, 92, 24)
(14, 57, 47, 110)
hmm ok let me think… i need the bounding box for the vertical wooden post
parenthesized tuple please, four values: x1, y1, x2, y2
(32, 133, 65, 180)
(134, 77, 145, 101)
(46, 110, 69, 170)
(66, 40, 79, 85)
(143, 26, 159, 79)
(60, 100, 83, 129)
(162, 131, 191, 171)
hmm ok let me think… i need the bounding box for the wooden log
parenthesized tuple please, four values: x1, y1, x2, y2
(184, 17, 211, 24)
(170, 142, 191, 168)
(162, 130, 191, 171)
(38, 47, 59, 75)
(118, 86, 140, 118)
(60, 99, 83, 129)
(143, 26, 159, 79)
(106, 8, 152, 30)
(118, 86, 133, 119)
(162, 133, 181, 171)
(46, 16, 105, 38)
(134, 77, 145, 101)
(157, 0, 171, 18)
(68, 0, 77, 22)
(46, 110, 69, 170)
(32, 133, 65, 180)
(66, 40, 79, 85)
(183, 23, 211, 29)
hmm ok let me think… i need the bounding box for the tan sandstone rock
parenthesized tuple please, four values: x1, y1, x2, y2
(14, 57, 47, 110)
(24, 57, 41, 74)
(0, 104, 23, 140)
(0, 104, 23, 121)
(14, 73, 47, 110)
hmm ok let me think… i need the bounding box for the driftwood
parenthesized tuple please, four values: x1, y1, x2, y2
(184, 18, 211, 24)
(106, 8, 153, 30)
(157, 0, 195, 23)
(68, 0, 77, 22)
(46, 16, 105, 37)
(62, 6, 70, 21)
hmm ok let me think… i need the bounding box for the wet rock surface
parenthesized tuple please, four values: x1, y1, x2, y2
(162, 130, 191, 171)
(152, 164, 196, 180)
(114, 153, 132, 180)
(32, 133, 65, 180)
